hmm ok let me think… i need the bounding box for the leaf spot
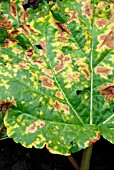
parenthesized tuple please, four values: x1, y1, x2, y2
(10, 2, 17, 17)
(96, 66, 112, 76)
(86, 133, 100, 147)
(99, 84, 114, 101)
(54, 54, 71, 73)
(26, 123, 37, 133)
(40, 76, 54, 88)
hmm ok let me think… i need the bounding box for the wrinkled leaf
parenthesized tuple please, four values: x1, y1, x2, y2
(0, 0, 114, 155)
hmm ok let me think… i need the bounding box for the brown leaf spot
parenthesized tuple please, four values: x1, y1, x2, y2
(55, 22, 71, 35)
(26, 123, 37, 133)
(53, 101, 70, 114)
(55, 91, 63, 99)
(95, 19, 108, 28)
(53, 101, 61, 112)
(58, 36, 68, 41)
(40, 76, 54, 88)
(83, 69, 90, 80)
(86, 133, 101, 146)
(17, 62, 28, 69)
(54, 54, 71, 73)
(26, 49, 33, 57)
(98, 28, 114, 48)
(38, 41, 46, 50)
(66, 10, 78, 23)
(27, 25, 38, 34)
(20, 25, 30, 36)
(99, 84, 114, 101)
(33, 58, 44, 65)
(11, 28, 19, 36)
(96, 66, 112, 76)
(82, 3, 92, 17)
(0, 99, 16, 114)
(62, 104, 70, 114)
(0, 16, 12, 30)
(10, 2, 17, 17)
(20, 12, 29, 24)
(42, 69, 53, 77)
(35, 120, 46, 128)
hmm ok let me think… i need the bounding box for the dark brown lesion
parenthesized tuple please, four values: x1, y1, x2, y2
(96, 66, 112, 76)
(82, 3, 92, 17)
(53, 100, 70, 114)
(26, 123, 37, 133)
(32, 58, 45, 65)
(17, 61, 28, 69)
(42, 69, 53, 77)
(0, 16, 12, 30)
(99, 84, 114, 101)
(26, 49, 33, 57)
(38, 41, 46, 50)
(66, 10, 78, 23)
(98, 28, 114, 48)
(20, 25, 30, 36)
(95, 19, 108, 28)
(54, 22, 71, 36)
(35, 120, 45, 128)
(0, 99, 16, 114)
(55, 91, 63, 99)
(54, 54, 71, 73)
(10, 2, 17, 17)
(53, 101, 61, 112)
(40, 76, 54, 88)
(86, 133, 101, 146)
(83, 69, 90, 80)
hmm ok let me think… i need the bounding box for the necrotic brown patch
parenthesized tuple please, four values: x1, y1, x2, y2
(83, 69, 90, 80)
(20, 25, 30, 36)
(98, 28, 114, 48)
(10, 2, 17, 17)
(0, 16, 12, 30)
(55, 22, 71, 35)
(26, 123, 37, 133)
(40, 76, 54, 88)
(26, 49, 33, 57)
(53, 101, 61, 112)
(38, 41, 46, 50)
(96, 66, 112, 76)
(53, 101, 70, 114)
(35, 120, 45, 128)
(54, 54, 71, 73)
(17, 62, 28, 69)
(42, 69, 53, 77)
(55, 91, 63, 99)
(66, 10, 78, 23)
(33, 58, 44, 65)
(99, 84, 114, 101)
(95, 19, 108, 28)
(86, 133, 101, 147)
(82, 3, 92, 17)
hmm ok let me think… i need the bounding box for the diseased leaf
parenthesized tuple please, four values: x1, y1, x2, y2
(0, 0, 114, 155)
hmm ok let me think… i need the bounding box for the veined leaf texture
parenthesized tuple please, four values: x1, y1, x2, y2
(0, 0, 114, 155)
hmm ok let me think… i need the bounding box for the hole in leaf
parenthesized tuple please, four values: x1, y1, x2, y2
(76, 90, 82, 95)
(70, 141, 73, 145)
(113, 110, 114, 112)
(36, 44, 43, 49)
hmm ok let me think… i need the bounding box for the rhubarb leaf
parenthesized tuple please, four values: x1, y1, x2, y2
(0, 0, 114, 155)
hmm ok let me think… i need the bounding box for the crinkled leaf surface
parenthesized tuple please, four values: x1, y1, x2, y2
(0, 0, 114, 155)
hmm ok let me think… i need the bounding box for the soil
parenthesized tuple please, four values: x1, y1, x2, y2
(0, 137, 114, 170)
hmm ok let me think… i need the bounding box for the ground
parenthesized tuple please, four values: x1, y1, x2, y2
(0, 137, 114, 170)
